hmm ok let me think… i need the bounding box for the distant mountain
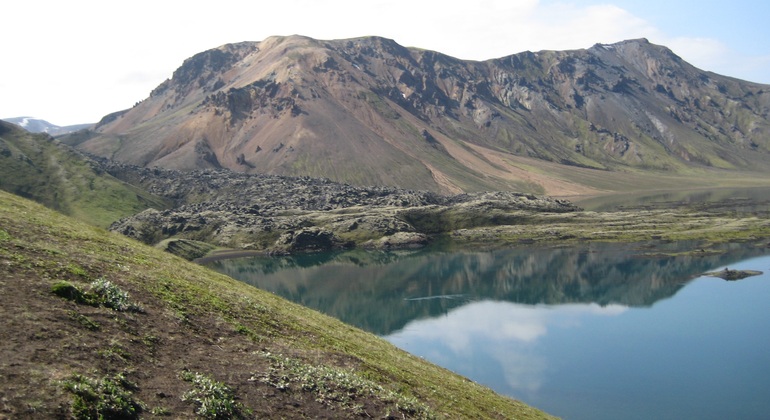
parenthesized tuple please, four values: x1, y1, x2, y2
(63, 36, 770, 195)
(2, 116, 93, 136)
(0, 120, 167, 227)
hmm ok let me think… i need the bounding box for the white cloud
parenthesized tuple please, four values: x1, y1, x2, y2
(662, 36, 770, 83)
(1, 0, 768, 125)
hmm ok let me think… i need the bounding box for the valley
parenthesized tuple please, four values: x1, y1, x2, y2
(2, 34, 770, 419)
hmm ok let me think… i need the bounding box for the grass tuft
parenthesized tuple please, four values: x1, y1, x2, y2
(181, 370, 250, 419)
(258, 351, 435, 418)
(67, 310, 101, 331)
(62, 373, 145, 420)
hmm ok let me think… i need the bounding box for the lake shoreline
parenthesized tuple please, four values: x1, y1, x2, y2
(188, 207, 770, 263)
(135, 185, 770, 262)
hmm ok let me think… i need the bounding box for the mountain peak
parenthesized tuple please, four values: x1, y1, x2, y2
(65, 35, 770, 196)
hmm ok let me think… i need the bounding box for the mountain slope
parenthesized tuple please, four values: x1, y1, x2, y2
(2, 116, 93, 136)
(66, 36, 770, 195)
(0, 120, 167, 227)
(0, 189, 553, 419)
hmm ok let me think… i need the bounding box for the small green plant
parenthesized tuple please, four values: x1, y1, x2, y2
(180, 370, 249, 419)
(0, 228, 10, 242)
(142, 334, 161, 347)
(258, 352, 434, 418)
(62, 373, 145, 419)
(68, 310, 100, 331)
(90, 278, 144, 312)
(98, 341, 132, 362)
(150, 406, 171, 416)
(52, 279, 144, 312)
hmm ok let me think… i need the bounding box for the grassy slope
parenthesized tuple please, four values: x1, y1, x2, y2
(0, 121, 168, 228)
(0, 190, 553, 419)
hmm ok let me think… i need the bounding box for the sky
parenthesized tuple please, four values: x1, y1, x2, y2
(2, 0, 769, 126)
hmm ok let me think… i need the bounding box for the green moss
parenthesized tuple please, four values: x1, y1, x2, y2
(51, 281, 95, 306)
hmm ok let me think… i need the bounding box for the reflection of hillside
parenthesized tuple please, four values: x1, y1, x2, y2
(576, 186, 770, 213)
(208, 243, 767, 335)
(213, 248, 420, 276)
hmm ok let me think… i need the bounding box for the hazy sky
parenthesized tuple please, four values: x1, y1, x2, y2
(2, 0, 768, 126)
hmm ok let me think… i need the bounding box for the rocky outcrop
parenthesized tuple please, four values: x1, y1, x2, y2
(363, 232, 429, 250)
(704, 268, 763, 281)
(274, 227, 348, 254)
(104, 162, 579, 255)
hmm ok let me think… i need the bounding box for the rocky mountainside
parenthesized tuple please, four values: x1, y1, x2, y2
(98, 159, 578, 254)
(65, 35, 770, 195)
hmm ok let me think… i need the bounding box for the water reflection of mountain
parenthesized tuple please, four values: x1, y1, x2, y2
(207, 243, 768, 335)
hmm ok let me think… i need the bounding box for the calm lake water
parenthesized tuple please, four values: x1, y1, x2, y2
(206, 242, 770, 419)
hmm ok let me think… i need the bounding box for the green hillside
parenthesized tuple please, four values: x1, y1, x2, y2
(0, 121, 167, 228)
(0, 189, 554, 419)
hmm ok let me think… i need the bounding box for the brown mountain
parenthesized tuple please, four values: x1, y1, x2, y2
(65, 35, 770, 195)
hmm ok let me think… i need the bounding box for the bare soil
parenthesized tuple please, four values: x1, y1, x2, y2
(0, 241, 400, 418)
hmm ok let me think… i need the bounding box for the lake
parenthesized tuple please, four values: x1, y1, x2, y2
(206, 242, 770, 419)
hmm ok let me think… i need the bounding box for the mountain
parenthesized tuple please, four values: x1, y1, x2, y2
(64, 36, 770, 195)
(3, 116, 93, 136)
(0, 120, 168, 227)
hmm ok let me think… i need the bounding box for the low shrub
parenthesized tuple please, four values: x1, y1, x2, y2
(51, 279, 144, 312)
(89, 278, 144, 312)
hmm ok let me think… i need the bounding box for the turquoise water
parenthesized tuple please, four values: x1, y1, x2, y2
(207, 243, 770, 419)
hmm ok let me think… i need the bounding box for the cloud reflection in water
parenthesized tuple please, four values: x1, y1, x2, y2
(385, 300, 627, 395)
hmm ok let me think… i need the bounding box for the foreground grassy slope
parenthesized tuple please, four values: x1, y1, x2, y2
(0, 190, 553, 419)
(0, 121, 168, 228)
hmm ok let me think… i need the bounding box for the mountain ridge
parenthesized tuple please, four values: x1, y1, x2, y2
(0, 120, 168, 227)
(2, 116, 93, 136)
(63, 35, 770, 195)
